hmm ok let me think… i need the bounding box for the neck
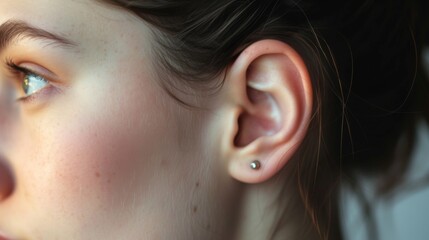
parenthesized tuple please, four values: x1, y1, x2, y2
(233, 175, 320, 240)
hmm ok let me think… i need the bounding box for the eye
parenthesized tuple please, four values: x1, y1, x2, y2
(21, 72, 49, 97)
(5, 59, 53, 102)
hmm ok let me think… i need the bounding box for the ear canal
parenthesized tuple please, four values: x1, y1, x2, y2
(234, 81, 282, 147)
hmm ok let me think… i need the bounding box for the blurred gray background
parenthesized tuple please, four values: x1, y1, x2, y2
(342, 48, 429, 240)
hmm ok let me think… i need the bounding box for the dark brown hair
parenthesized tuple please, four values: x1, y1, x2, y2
(100, 0, 427, 239)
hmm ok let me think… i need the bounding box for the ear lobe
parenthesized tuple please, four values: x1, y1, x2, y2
(222, 40, 313, 184)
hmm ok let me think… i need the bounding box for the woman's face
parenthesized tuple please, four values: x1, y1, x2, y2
(0, 0, 239, 239)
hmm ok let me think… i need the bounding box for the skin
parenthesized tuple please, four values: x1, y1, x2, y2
(0, 0, 315, 239)
(0, 0, 241, 239)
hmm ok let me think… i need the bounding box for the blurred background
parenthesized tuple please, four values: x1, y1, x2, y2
(342, 47, 429, 240)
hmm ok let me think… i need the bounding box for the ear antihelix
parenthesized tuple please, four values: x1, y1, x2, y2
(233, 72, 282, 148)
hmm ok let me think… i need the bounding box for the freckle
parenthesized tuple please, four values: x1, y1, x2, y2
(193, 206, 198, 213)
(206, 224, 211, 230)
(196, 182, 200, 187)
(95, 172, 100, 178)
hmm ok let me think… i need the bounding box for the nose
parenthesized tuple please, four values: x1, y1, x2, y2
(0, 81, 16, 201)
(0, 158, 13, 201)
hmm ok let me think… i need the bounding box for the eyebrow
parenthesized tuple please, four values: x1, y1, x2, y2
(0, 20, 77, 53)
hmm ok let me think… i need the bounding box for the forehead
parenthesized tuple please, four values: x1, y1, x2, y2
(1, 1, 97, 35)
(0, 0, 148, 48)
(0, 0, 153, 66)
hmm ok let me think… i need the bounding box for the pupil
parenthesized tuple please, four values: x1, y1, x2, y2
(23, 76, 31, 94)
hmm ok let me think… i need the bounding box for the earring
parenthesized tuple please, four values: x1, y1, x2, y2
(250, 160, 261, 170)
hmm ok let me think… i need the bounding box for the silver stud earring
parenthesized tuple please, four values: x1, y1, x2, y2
(250, 160, 261, 170)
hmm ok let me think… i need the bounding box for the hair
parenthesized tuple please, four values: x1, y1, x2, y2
(99, 0, 428, 239)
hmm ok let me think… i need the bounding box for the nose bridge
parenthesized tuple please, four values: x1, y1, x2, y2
(0, 81, 15, 136)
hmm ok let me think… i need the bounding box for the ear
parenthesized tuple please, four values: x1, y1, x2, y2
(219, 40, 313, 184)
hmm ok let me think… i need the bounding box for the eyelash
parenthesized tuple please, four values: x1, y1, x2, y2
(5, 58, 52, 103)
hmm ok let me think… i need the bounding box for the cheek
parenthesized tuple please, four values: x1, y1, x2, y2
(19, 71, 174, 231)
